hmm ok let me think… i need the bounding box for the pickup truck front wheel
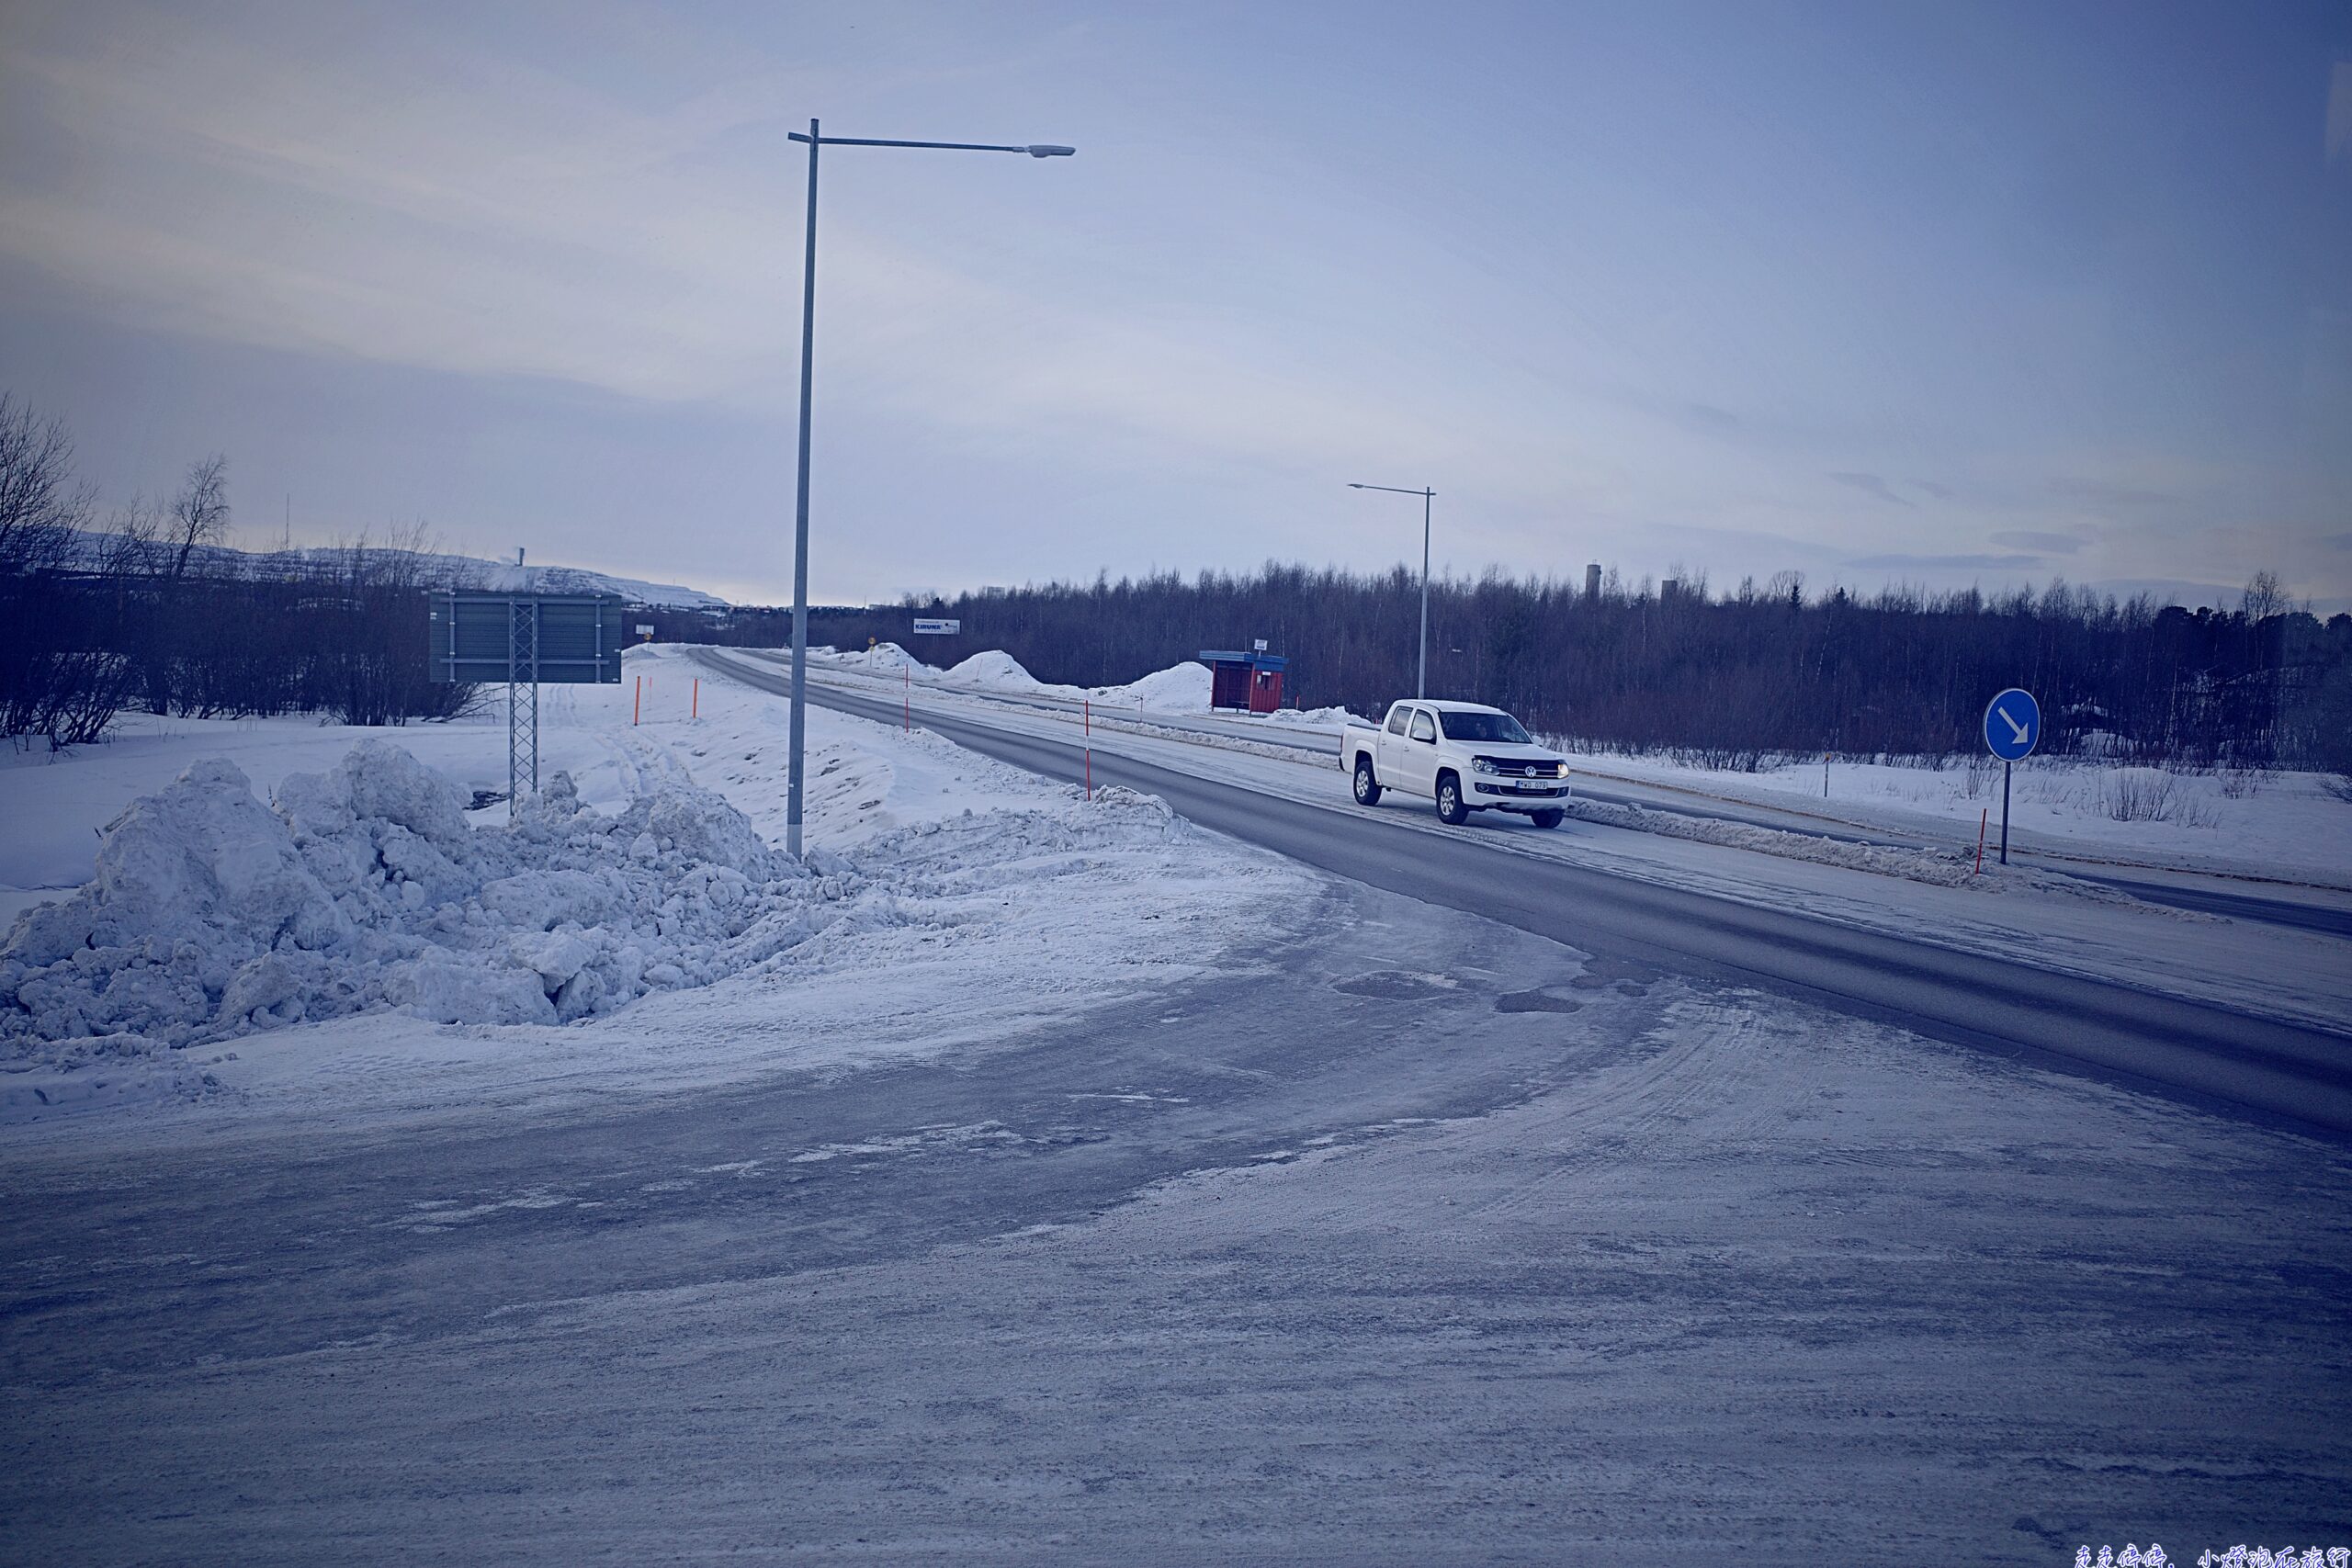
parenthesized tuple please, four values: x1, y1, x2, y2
(1434, 773, 1469, 826)
(1352, 756, 1383, 806)
(1531, 807, 1566, 830)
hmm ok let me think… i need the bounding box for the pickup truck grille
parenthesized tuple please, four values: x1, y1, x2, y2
(1475, 756, 1563, 779)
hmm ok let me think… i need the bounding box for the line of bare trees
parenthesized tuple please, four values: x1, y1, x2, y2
(11, 385, 2347, 781)
(819, 564, 2352, 777)
(1, 394, 475, 750)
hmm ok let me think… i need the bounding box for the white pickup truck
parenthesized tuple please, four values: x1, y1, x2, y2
(1339, 699, 1573, 828)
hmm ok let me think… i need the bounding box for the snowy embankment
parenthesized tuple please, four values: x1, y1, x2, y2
(1566, 797, 2171, 908)
(0, 649, 1310, 1134)
(1566, 749, 2352, 886)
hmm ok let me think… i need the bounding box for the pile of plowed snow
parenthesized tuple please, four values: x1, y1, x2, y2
(1109, 662, 1212, 708)
(941, 650, 1039, 690)
(0, 739, 864, 1047)
(941, 650, 1222, 712)
(821, 642, 1352, 724)
(823, 642, 934, 675)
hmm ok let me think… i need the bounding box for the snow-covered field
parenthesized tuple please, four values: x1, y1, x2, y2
(0, 649, 1310, 1137)
(1567, 749, 2352, 886)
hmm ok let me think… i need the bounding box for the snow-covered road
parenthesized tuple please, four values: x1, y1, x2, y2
(5, 874, 2346, 1562)
(3, 648, 2347, 1561)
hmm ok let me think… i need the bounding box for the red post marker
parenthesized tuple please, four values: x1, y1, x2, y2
(1974, 807, 1987, 874)
(691, 678, 699, 720)
(633, 675, 641, 727)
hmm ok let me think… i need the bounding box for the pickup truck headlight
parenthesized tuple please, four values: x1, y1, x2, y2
(1471, 758, 1497, 774)
(1554, 761, 1571, 778)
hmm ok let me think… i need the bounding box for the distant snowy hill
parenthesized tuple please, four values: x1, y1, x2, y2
(61, 532, 729, 608)
(454, 558, 727, 608)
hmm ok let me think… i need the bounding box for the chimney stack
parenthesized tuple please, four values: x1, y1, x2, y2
(1585, 563, 1601, 603)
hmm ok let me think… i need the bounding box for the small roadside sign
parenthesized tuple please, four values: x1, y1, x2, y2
(911, 618, 960, 636)
(1983, 688, 2040, 761)
(1981, 686, 2040, 867)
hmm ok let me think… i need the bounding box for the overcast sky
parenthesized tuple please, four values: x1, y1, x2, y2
(3, 0, 2347, 610)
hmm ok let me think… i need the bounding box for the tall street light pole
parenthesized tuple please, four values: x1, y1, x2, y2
(1349, 482, 1435, 698)
(782, 119, 1075, 859)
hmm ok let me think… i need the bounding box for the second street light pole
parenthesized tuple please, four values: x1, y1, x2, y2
(786, 119, 820, 862)
(781, 121, 1074, 859)
(1350, 482, 1435, 698)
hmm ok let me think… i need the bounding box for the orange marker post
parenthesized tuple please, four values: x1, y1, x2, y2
(633, 675, 641, 727)
(1974, 808, 1987, 874)
(691, 678, 699, 720)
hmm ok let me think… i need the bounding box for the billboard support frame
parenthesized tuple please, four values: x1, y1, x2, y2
(428, 591, 624, 821)
(508, 600, 540, 820)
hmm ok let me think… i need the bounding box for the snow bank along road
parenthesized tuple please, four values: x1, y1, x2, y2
(705, 649, 2352, 1138)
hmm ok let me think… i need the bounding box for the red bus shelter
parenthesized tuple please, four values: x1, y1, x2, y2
(1201, 649, 1286, 714)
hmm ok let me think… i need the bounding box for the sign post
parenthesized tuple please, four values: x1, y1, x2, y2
(1981, 687, 2041, 865)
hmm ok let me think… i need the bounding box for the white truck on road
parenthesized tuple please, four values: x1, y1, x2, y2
(1340, 699, 1573, 828)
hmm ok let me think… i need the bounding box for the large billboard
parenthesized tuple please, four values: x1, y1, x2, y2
(428, 592, 626, 684)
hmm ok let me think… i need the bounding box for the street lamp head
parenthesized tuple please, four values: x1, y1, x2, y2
(1024, 144, 1077, 158)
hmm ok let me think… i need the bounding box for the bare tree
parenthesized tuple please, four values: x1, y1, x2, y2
(0, 392, 90, 574)
(96, 497, 164, 577)
(2241, 570, 2287, 623)
(165, 453, 231, 580)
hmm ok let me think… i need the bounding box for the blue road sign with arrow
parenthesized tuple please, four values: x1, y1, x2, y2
(1983, 688, 2041, 762)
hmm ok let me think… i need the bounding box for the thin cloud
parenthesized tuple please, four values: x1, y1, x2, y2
(1989, 530, 2090, 554)
(1846, 552, 2044, 570)
(1828, 472, 1913, 507)
(2048, 475, 2171, 507)
(2329, 61, 2352, 164)
(1675, 400, 1741, 433)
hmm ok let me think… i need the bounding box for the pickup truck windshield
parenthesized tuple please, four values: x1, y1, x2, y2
(1439, 711, 1533, 744)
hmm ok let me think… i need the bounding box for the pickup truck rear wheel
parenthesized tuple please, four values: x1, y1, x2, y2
(1434, 773, 1468, 826)
(1351, 756, 1383, 806)
(1531, 807, 1566, 829)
